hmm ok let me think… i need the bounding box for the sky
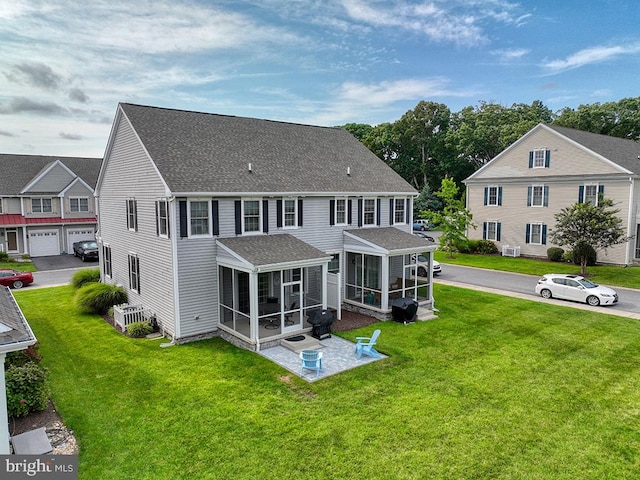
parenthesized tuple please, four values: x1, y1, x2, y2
(1, 0, 639, 158)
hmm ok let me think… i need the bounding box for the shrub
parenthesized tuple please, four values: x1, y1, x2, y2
(75, 282, 127, 314)
(6, 362, 50, 417)
(0, 251, 9, 262)
(571, 242, 597, 266)
(127, 321, 154, 338)
(475, 240, 499, 254)
(71, 268, 101, 290)
(547, 247, 565, 262)
(6, 343, 43, 368)
(563, 250, 573, 262)
(452, 238, 471, 253)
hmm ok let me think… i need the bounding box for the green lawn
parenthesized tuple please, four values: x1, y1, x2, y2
(434, 251, 640, 289)
(14, 285, 640, 479)
(0, 260, 36, 272)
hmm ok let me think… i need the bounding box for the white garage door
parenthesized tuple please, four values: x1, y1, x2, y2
(67, 229, 95, 251)
(29, 230, 60, 257)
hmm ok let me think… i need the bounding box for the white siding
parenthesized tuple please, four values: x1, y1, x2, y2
(63, 182, 96, 219)
(98, 116, 177, 336)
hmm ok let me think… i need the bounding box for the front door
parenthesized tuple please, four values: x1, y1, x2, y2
(7, 230, 18, 252)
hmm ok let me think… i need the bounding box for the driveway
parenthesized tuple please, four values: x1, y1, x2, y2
(30, 255, 99, 289)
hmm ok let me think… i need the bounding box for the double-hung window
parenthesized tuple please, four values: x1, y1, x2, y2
(526, 223, 547, 245)
(126, 198, 138, 231)
(529, 149, 550, 168)
(128, 253, 140, 293)
(335, 198, 347, 225)
(484, 186, 502, 206)
(70, 197, 89, 212)
(32, 198, 52, 213)
(527, 185, 548, 207)
(103, 245, 112, 278)
(363, 198, 376, 225)
(393, 198, 405, 224)
(483, 221, 501, 241)
(243, 199, 261, 233)
(283, 198, 297, 228)
(189, 200, 210, 236)
(156, 199, 170, 237)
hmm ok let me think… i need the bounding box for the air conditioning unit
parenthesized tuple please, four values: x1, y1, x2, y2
(502, 245, 521, 257)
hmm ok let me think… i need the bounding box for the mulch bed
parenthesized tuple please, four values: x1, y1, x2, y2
(331, 309, 380, 331)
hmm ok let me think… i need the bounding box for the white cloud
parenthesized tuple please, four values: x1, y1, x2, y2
(542, 43, 640, 73)
(490, 48, 529, 61)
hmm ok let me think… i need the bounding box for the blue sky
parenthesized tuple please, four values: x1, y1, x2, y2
(1, 0, 639, 157)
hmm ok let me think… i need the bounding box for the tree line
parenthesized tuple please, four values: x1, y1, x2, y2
(341, 96, 640, 209)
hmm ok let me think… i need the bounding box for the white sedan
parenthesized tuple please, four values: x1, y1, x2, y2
(535, 274, 618, 306)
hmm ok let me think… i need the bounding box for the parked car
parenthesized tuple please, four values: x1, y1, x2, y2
(413, 232, 435, 242)
(73, 240, 99, 261)
(412, 219, 429, 231)
(413, 254, 441, 277)
(0, 269, 34, 289)
(535, 274, 618, 306)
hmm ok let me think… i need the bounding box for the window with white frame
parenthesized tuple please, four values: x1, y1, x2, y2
(70, 197, 89, 213)
(189, 200, 210, 236)
(533, 149, 546, 168)
(527, 223, 546, 245)
(335, 198, 347, 225)
(103, 244, 112, 277)
(528, 185, 548, 207)
(126, 198, 137, 231)
(484, 221, 500, 241)
(393, 198, 405, 224)
(363, 198, 376, 225)
(283, 198, 297, 228)
(486, 186, 500, 206)
(243, 199, 261, 233)
(584, 185, 598, 205)
(0, 198, 3, 214)
(156, 199, 170, 237)
(128, 253, 140, 293)
(32, 198, 52, 213)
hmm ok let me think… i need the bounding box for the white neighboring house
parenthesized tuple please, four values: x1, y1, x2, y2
(0, 155, 102, 257)
(0, 287, 37, 454)
(95, 103, 438, 350)
(464, 123, 640, 265)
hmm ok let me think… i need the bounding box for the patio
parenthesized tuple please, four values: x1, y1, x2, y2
(259, 334, 386, 382)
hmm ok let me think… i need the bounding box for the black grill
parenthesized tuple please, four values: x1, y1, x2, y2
(308, 309, 334, 340)
(391, 297, 418, 324)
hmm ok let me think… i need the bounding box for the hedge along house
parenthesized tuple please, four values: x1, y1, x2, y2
(95, 104, 437, 350)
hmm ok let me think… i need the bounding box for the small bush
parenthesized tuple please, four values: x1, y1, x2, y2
(71, 268, 101, 290)
(453, 238, 471, 253)
(21, 254, 31, 261)
(75, 282, 127, 314)
(475, 240, 499, 254)
(0, 251, 9, 262)
(571, 242, 597, 266)
(563, 250, 573, 262)
(547, 247, 565, 262)
(6, 362, 50, 417)
(127, 321, 154, 338)
(6, 343, 43, 368)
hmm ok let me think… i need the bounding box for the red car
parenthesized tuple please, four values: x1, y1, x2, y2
(0, 269, 34, 289)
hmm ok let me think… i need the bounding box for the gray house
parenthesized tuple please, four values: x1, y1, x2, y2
(96, 103, 436, 350)
(0, 154, 102, 257)
(464, 123, 640, 264)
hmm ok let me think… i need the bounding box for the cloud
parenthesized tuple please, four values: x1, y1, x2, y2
(0, 97, 68, 115)
(59, 132, 83, 140)
(5, 62, 62, 90)
(542, 43, 640, 73)
(490, 48, 529, 61)
(69, 88, 89, 103)
(0, 130, 15, 137)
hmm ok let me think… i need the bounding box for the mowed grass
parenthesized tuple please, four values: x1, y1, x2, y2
(14, 285, 640, 479)
(434, 251, 640, 289)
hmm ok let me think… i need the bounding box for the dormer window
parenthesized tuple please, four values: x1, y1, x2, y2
(70, 197, 89, 212)
(32, 198, 52, 213)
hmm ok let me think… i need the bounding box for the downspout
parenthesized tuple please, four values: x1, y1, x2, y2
(626, 176, 635, 265)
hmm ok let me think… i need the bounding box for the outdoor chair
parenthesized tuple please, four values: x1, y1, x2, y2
(284, 301, 297, 326)
(355, 329, 382, 359)
(299, 349, 323, 378)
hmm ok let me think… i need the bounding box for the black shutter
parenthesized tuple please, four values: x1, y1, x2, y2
(483, 222, 487, 240)
(277, 199, 283, 228)
(389, 199, 394, 225)
(155, 201, 159, 236)
(542, 224, 547, 244)
(263, 199, 269, 233)
(497, 223, 501, 241)
(527, 186, 532, 206)
(179, 200, 187, 238)
(528, 151, 534, 168)
(405, 199, 410, 224)
(235, 200, 242, 235)
(212, 200, 219, 236)
(498, 187, 502, 206)
(357, 199, 363, 227)
(525, 224, 531, 243)
(598, 185, 605, 203)
(348, 199, 353, 225)
(578, 185, 584, 203)
(376, 198, 381, 225)
(298, 199, 303, 227)
(484, 187, 488, 206)
(329, 199, 335, 225)
(545, 149, 550, 168)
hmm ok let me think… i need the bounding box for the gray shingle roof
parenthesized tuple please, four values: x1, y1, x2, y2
(346, 227, 432, 252)
(218, 234, 331, 268)
(547, 125, 640, 173)
(119, 103, 416, 195)
(0, 287, 36, 349)
(0, 154, 103, 195)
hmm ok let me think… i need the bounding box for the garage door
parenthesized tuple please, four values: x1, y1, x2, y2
(29, 230, 60, 257)
(67, 229, 95, 252)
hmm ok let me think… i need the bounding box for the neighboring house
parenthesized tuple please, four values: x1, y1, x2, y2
(464, 123, 640, 265)
(96, 103, 437, 350)
(0, 154, 102, 257)
(0, 287, 37, 454)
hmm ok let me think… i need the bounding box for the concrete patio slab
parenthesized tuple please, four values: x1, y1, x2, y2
(11, 427, 53, 454)
(260, 335, 386, 382)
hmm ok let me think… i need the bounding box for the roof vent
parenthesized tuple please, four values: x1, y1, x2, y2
(347, 167, 351, 176)
(248, 163, 252, 173)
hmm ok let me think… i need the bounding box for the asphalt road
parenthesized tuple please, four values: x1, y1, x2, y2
(436, 263, 640, 316)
